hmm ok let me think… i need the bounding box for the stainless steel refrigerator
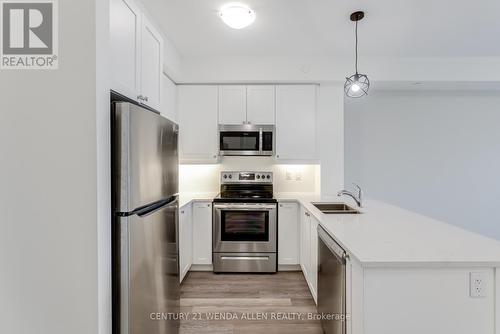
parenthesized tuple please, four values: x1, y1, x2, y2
(112, 101, 179, 334)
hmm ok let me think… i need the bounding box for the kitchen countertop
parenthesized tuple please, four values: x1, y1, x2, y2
(276, 192, 500, 267)
(180, 191, 500, 267)
(179, 192, 218, 207)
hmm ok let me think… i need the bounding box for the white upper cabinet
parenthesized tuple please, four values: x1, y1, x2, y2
(110, 0, 141, 99)
(110, 0, 164, 110)
(246, 85, 275, 124)
(218, 85, 276, 125)
(276, 85, 317, 161)
(218, 86, 247, 125)
(140, 16, 163, 110)
(278, 202, 299, 265)
(177, 85, 219, 163)
(160, 73, 177, 122)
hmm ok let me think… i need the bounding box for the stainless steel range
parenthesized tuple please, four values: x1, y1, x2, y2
(213, 171, 277, 273)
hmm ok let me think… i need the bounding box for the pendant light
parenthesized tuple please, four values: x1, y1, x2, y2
(344, 11, 370, 98)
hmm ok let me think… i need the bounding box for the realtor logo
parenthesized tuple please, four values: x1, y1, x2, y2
(1, 0, 58, 69)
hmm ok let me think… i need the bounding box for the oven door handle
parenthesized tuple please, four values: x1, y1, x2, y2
(220, 256, 270, 261)
(213, 203, 277, 210)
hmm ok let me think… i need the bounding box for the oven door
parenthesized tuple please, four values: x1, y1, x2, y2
(213, 203, 277, 253)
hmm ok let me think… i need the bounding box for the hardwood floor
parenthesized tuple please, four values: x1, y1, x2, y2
(180, 271, 323, 334)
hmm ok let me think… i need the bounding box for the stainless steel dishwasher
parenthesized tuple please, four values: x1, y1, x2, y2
(317, 225, 347, 334)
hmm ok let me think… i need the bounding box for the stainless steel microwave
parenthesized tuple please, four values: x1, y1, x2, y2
(219, 124, 274, 156)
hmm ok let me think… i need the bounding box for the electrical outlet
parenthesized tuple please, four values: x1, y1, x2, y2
(469, 272, 487, 298)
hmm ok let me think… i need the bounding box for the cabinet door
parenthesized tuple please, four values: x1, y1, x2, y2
(247, 85, 275, 125)
(218, 85, 247, 125)
(110, 0, 141, 99)
(278, 202, 299, 265)
(192, 202, 212, 265)
(300, 207, 311, 280)
(178, 85, 219, 163)
(179, 204, 192, 283)
(276, 85, 317, 161)
(140, 16, 163, 110)
(309, 216, 319, 303)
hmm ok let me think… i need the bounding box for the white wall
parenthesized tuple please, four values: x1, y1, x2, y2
(317, 84, 345, 195)
(0, 1, 100, 334)
(180, 157, 320, 194)
(345, 90, 500, 240)
(96, 0, 112, 333)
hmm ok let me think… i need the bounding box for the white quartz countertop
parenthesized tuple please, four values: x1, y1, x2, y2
(276, 192, 500, 267)
(179, 191, 500, 267)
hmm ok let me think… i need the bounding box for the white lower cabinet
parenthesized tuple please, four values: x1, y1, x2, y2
(278, 202, 299, 265)
(179, 203, 192, 283)
(192, 201, 213, 265)
(300, 207, 311, 279)
(299, 205, 318, 303)
(309, 215, 319, 302)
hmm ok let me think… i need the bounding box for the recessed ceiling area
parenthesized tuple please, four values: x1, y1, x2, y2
(142, 0, 500, 59)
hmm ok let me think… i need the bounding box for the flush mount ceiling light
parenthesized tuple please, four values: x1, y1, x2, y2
(344, 11, 370, 98)
(219, 3, 256, 29)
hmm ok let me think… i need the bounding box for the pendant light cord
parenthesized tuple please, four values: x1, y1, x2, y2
(355, 19, 359, 75)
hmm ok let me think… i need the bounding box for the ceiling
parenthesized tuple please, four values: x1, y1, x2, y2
(142, 0, 500, 60)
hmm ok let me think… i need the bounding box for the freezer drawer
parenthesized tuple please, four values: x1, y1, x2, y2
(213, 253, 276, 273)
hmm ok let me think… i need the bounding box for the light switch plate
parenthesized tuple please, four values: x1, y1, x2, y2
(470, 272, 487, 298)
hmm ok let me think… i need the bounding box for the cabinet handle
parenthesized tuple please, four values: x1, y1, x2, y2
(276, 155, 280, 158)
(207, 204, 211, 207)
(137, 95, 144, 101)
(305, 212, 310, 217)
(144, 96, 149, 102)
(213, 155, 217, 158)
(279, 204, 283, 207)
(180, 210, 184, 214)
(242, 121, 246, 124)
(247, 121, 251, 124)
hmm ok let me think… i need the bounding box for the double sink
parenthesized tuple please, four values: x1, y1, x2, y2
(312, 202, 361, 214)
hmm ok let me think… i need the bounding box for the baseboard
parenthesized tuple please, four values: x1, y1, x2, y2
(278, 264, 301, 271)
(189, 264, 214, 272)
(188, 264, 300, 272)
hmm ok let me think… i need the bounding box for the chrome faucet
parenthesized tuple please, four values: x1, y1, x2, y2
(337, 183, 363, 207)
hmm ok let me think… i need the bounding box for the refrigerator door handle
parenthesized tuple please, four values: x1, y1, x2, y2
(118, 195, 178, 217)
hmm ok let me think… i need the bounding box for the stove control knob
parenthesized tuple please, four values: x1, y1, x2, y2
(266, 175, 271, 179)
(223, 175, 227, 179)
(228, 174, 232, 179)
(256, 175, 260, 179)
